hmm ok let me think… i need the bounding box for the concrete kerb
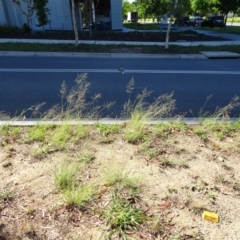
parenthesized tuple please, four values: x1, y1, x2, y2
(0, 118, 238, 126)
(0, 51, 206, 59)
(36, 52, 111, 58)
(110, 53, 205, 59)
(0, 51, 36, 57)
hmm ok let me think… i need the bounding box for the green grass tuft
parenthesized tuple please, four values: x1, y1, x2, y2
(100, 190, 147, 239)
(54, 162, 79, 191)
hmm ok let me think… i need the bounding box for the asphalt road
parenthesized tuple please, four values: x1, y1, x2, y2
(1, 56, 240, 118)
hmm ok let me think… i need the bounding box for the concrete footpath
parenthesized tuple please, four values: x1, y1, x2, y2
(1, 37, 240, 47)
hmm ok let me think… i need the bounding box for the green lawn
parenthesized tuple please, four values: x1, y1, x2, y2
(200, 25, 240, 34)
(124, 22, 240, 34)
(227, 17, 240, 23)
(1, 42, 240, 54)
(123, 22, 160, 30)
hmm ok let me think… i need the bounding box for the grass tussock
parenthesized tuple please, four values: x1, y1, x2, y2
(102, 165, 141, 194)
(45, 73, 114, 120)
(123, 78, 176, 143)
(54, 162, 97, 208)
(99, 190, 147, 239)
(0, 189, 13, 202)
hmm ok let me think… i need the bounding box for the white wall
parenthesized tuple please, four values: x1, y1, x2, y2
(0, 0, 6, 24)
(1, 0, 123, 31)
(9, 0, 25, 27)
(0, 0, 72, 31)
(110, 0, 122, 30)
(46, 0, 72, 31)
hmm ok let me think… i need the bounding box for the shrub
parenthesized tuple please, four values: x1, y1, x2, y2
(0, 24, 19, 34)
(22, 23, 32, 33)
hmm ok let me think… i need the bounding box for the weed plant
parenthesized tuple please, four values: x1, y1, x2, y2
(100, 190, 146, 239)
(32, 144, 50, 158)
(154, 122, 187, 138)
(26, 206, 36, 216)
(63, 184, 96, 208)
(54, 163, 79, 191)
(97, 123, 120, 136)
(199, 95, 240, 120)
(45, 73, 114, 120)
(51, 124, 71, 148)
(77, 153, 95, 163)
(103, 167, 140, 194)
(200, 118, 240, 138)
(0, 189, 13, 202)
(193, 127, 209, 141)
(123, 79, 175, 143)
(55, 162, 96, 208)
(0, 125, 20, 137)
(50, 123, 88, 149)
(27, 124, 49, 142)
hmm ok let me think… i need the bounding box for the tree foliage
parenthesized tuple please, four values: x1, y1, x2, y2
(15, 0, 50, 29)
(142, 0, 170, 21)
(210, 0, 240, 26)
(33, 0, 50, 28)
(123, 0, 240, 19)
(210, 0, 240, 14)
(122, 0, 135, 19)
(191, 0, 209, 15)
(15, 0, 35, 27)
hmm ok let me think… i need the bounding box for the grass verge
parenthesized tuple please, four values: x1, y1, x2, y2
(1, 42, 240, 54)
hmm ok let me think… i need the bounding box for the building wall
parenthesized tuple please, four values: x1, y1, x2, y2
(1, 0, 34, 28)
(0, 0, 7, 24)
(0, 0, 122, 31)
(46, 0, 72, 31)
(110, 0, 122, 30)
(31, 0, 73, 31)
(0, 0, 21, 26)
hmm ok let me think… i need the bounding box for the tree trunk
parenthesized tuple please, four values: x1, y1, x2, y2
(71, 0, 79, 47)
(165, 16, 172, 49)
(165, 0, 178, 50)
(224, 14, 228, 30)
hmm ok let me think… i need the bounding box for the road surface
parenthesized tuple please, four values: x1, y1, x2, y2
(1, 56, 240, 118)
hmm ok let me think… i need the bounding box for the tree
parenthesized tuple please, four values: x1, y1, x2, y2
(165, 0, 178, 49)
(70, 0, 79, 47)
(174, 0, 191, 24)
(210, 0, 240, 27)
(144, 0, 170, 22)
(33, 0, 50, 30)
(191, 0, 209, 15)
(15, 0, 50, 33)
(15, 0, 35, 31)
(122, 0, 134, 20)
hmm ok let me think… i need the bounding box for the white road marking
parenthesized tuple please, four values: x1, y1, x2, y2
(0, 68, 240, 74)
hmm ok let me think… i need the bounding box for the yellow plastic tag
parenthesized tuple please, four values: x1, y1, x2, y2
(202, 211, 219, 223)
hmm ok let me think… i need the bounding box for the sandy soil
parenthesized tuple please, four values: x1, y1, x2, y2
(0, 123, 240, 240)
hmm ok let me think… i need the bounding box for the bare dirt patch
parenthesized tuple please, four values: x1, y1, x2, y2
(0, 122, 240, 240)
